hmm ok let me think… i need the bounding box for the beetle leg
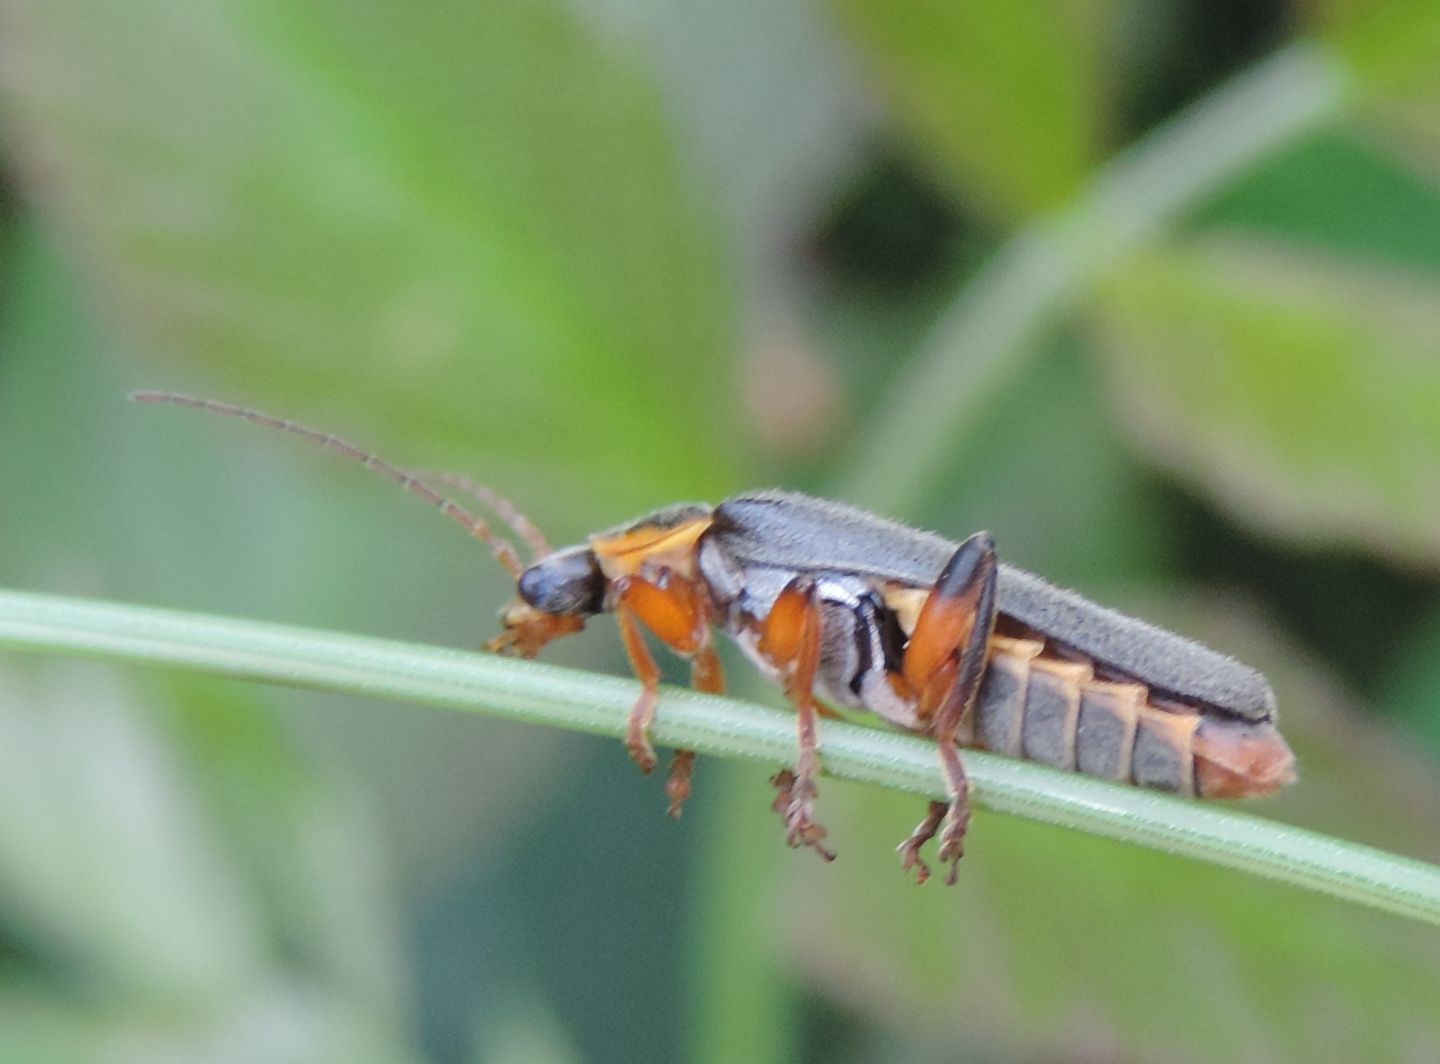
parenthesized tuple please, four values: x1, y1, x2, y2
(667, 630, 726, 818)
(897, 800, 948, 885)
(933, 737, 973, 884)
(756, 576, 836, 862)
(897, 532, 998, 884)
(612, 570, 724, 814)
(615, 598, 664, 774)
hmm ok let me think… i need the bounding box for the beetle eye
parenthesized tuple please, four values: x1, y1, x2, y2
(518, 548, 605, 616)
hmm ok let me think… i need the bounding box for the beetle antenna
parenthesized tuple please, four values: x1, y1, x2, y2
(409, 470, 551, 560)
(129, 391, 526, 578)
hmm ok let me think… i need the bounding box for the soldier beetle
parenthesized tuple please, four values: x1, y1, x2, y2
(132, 392, 1296, 884)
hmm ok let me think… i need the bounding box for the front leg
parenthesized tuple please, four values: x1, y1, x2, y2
(614, 593, 664, 774)
(896, 532, 998, 884)
(611, 570, 725, 816)
(756, 576, 835, 862)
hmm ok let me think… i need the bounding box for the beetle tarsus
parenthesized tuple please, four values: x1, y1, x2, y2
(625, 707, 659, 775)
(785, 754, 833, 858)
(666, 750, 696, 816)
(933, 741, 974, 884)
(772, 767, 835, 861)
(621, 691, 660, 774)
(669, 638, 721, 818)
(897, 799, 947, 884)
(770, 770, 793, 815)
(622, 681, 659, 774)
(936, 799, 970, 885)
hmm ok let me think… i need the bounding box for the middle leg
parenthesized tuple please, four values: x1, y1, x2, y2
(756, 576, 835, 862)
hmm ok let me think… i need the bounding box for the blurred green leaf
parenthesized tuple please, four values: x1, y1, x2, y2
(830, 0, 1118, 219)
(690, 723, 796, 1064)
(0, 663, 424, 1062)
(0, 991, 108, 1064)
(1090, 234, 1440, 567)
(0, 225, 584, 899)
(0, 0, 736, 508)
(637, 0, 870, 247)
(0, 230, 421, 1059)
(1194, 131, 1440, 273)
(783, 606, 1440, 1062)
(1316, 1, 1440, 190)
(1317, 0, 1440, 96)
(836, 43, 1349, 518)
(471, 990, 583, 1064)
(0, 664, 270, 1004)
(0, 983, 423, 1064)
(161, 675, 408, 1013)
(1380, 602, 1440, 754)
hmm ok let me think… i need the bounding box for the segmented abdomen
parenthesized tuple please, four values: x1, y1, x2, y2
(968, 636, 1293, 798)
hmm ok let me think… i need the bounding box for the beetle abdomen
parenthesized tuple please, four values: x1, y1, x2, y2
(969, 636, 1294, 798)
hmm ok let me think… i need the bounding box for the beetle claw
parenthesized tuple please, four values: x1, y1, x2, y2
(625, 733, 658, 775)
(897, 799, 947, 885)
(772, 769, 835, 862)
(897, 842, 931, 886)
(665, 751, 696, 817)
(627, 743, 657, 774)
(937, 801, 970, 885)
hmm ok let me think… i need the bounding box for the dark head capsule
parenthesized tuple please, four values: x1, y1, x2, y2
(518, 547, 606, 616)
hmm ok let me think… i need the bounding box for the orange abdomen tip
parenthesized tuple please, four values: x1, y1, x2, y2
(1193, 717, 1298, 799)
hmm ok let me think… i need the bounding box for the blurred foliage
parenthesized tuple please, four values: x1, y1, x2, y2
(1095, 231, 1440, 565)
(0, 0, 736, 514)
(829, 0, 1119, 218)
(3, 1, 1440, 1062)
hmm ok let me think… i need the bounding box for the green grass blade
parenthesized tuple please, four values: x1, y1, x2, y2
(3, 587, 1439, 925)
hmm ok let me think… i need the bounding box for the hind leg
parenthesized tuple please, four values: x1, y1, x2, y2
(895, 532, 998, 884)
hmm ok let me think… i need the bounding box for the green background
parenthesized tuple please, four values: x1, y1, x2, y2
(3, 1, 1440, 1061)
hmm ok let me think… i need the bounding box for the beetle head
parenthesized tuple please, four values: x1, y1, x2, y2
(486, 546, 605, 658)
(517, 545, 607, 616)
